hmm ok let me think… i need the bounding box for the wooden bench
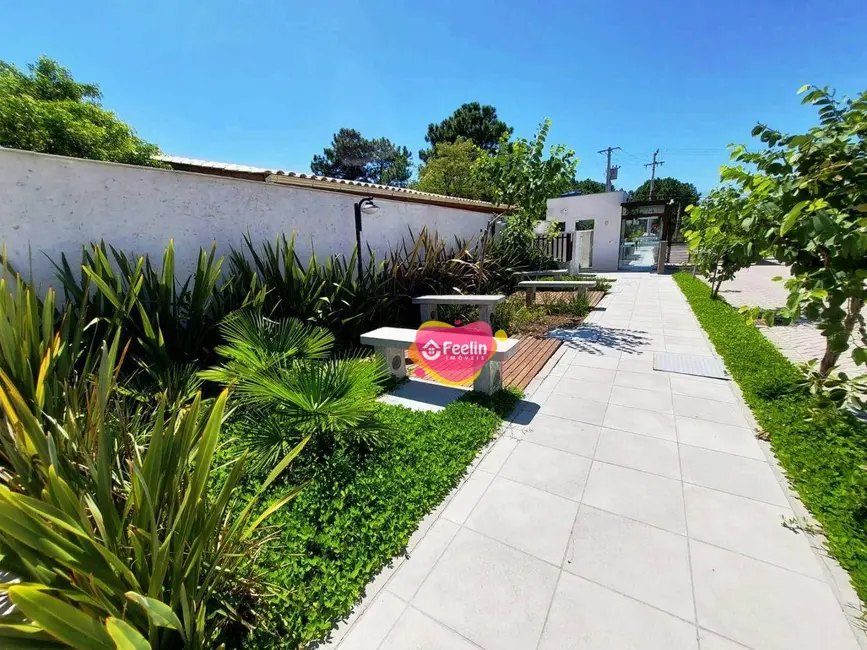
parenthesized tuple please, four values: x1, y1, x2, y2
(412, 294, 505, 325)
(360, 326, 520, 394)
(517, 280, 597, 307)
(512, 269, 569, 279)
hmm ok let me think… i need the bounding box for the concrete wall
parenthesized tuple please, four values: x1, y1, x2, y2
(545, 191, 626, 271)
(0, 149, 493, 290)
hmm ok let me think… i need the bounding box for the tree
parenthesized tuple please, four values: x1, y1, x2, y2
(723, 85, 867, 380)
(630, 177, 700, 207)
(475, 119, 578, 267)
(0, 56, 161, 165)
(420, 102, 513, 163)
(682, 187, 766, 297)
(571, 178, 607, 195)
(414, 140, 492, 200)
(310, 129, 412, 186)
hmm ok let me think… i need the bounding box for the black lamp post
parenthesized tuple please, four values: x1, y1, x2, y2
(353, 196, 379, 281)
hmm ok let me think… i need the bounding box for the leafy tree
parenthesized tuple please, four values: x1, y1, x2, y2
(631, 177, 700, 207)
(570, 178, 607, 195)
(0, 56, 161, 165)
(420, 102, 513, 163)
(414, 139, 492, 200)
(476, 119, 578, 267)
(311, 129, 412, 186)
(723, 85, 867, 380)
(682, 187, 766, 297)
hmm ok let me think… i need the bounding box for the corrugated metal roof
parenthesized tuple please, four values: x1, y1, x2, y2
(153, 155, 501, 210)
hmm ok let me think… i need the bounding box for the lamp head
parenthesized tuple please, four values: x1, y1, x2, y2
(359, 197, 379, 215)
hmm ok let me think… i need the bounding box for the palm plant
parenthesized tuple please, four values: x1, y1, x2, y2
(0, 336, 308, 649)
(202, 310, 390, 467)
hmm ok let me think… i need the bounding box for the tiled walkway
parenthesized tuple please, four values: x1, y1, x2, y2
(326, 273, 864, 650)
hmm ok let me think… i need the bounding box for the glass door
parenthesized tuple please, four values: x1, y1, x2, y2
(618, 217, 660, 269)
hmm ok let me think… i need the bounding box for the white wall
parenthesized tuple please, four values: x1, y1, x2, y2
(545, 192, 626, 271)
(0, 149, 494, 290)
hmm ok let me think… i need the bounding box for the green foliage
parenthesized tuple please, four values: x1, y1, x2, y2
(414, 139, 492, 201)
(682, 187, 767, 296)
(0, 338, 309, 649)
(674, 272, 867, 608)
(419, 102, 513, 163)
(630, 177, 700, 206)
(570, 178, 607, 195)
(235, 390, 520, 648)
(310, 128, 412, 186)
(203, 311, 390, 467)
(721, 85, 867, 380)
(0, 57, 161, 165)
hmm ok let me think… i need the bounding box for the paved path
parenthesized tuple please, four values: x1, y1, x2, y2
(718, 263, 860, 375)
(326, 273, 863, 650)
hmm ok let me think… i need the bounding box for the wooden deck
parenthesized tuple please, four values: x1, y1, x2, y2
(501, 335, 562, 390)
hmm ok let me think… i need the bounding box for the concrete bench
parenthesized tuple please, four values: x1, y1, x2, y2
(516, 280, 597, 307)
(412, 294, 505, 325)
(512, 269, 569, 279)
(360, 326, 520, 394)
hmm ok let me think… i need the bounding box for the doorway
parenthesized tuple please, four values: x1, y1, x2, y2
(618, 216, 660, 269)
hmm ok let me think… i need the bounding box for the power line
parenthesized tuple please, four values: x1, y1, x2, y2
(644, 149, 665, 199)
(597, 146, 621, 192)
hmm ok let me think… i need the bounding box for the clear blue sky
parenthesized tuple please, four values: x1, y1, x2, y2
(4, 0, 866, 194)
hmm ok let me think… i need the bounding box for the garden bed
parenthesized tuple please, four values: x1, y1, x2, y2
(674, 272, 867, 609)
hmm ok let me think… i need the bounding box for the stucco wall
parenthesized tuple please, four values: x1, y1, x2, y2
(545, 191, 626, 271)
(0, 149, 493, 290)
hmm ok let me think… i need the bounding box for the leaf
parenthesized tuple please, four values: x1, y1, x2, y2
(853, 348, 867, 366)
(797, 84, 811, 94)
(105, 618, 149, 650)
(780, 201, 808, 235)
(125, 592, 183, 633)
(8, 586, 113, 649)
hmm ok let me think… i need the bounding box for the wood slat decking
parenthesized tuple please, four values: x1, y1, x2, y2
(501, 335, 562, 390)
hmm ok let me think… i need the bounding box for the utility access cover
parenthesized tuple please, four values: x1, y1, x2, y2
(653, 353, 729, 380)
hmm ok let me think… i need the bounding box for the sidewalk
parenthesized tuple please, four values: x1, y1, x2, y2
(325, 273, 863, 650)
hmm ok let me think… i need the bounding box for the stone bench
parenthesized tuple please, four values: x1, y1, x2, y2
(516, 280, 597, 307)
(412, 294, 505, 325)
(360, 326, 520, 394)
(512, 269, 569, 279)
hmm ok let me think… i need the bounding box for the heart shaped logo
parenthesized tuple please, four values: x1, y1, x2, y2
(409, 320, 497, 386)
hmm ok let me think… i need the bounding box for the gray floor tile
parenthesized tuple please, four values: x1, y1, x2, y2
(691, 541, 859, 650)
(676, 417, 764, 460)
(442, 470, 496, 525)
(595, 428, 681, 479)
(564, 506, 695, 621)
(665, 328, 705, 340)
(465, 477, 579, 564)
(603, 405, 678, 441)
(617, 357, 658, 375)
(388, 519, 461, 601)
(680, 445, 787, 505)
(697, 631, 751, 650)
(610, 385, 674, 413)
(519, 414, 601, 458)
(669, 374, 737, 403)
(582, 461, 686, 534)
(562, 364, 616, 382)
(540, 394, 608, 426)
(684, 484, 822, 579)
(673, 394, 749, 428)
(476, 436, 518, 474)
(500, 441, 593, 500)
(667, 343, 714, 357)
(538, 573, 698, 650)
(551, 377, 613, 403)
(414, 529, 559, 650)
(338, 591, 407, 650)
(614, 370, 671, 391)
(379, 607, 479, 650)
(569, 352, 620, 370)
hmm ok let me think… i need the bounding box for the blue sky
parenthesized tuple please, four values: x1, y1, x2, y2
(3, 0, 866, 193)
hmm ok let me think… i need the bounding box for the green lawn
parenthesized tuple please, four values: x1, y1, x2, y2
(233, 389, 519, 649)
(674, 272, 867, 606)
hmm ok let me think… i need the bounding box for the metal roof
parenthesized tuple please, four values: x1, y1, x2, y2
(154, 155, 503, 213)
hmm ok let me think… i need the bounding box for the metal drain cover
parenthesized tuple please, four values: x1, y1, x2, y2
(653, 353, 729, 380)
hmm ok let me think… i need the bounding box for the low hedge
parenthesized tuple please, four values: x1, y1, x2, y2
(236, 389, 519, 649)
(674, 272, 867, 605)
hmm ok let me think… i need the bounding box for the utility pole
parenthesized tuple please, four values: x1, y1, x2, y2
(598, 146, 621, 192)
(644, 149, 664, 199)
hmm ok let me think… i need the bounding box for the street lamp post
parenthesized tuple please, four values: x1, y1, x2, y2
(353, 197, 379, 281)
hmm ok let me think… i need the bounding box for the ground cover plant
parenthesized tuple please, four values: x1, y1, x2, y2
(674, 272, 867, 607)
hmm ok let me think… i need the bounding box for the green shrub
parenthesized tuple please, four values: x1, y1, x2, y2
(234, 389, 520, 648)
(674, 272, 867, 606)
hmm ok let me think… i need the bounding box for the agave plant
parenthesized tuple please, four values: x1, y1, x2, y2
(202, 310, 390, 467)
(0, 335, 308, 649)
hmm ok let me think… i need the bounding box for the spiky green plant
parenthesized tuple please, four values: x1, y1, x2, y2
(0, 336, 308, 649)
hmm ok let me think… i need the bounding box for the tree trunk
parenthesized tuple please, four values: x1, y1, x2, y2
(819, 296, 865, 375)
